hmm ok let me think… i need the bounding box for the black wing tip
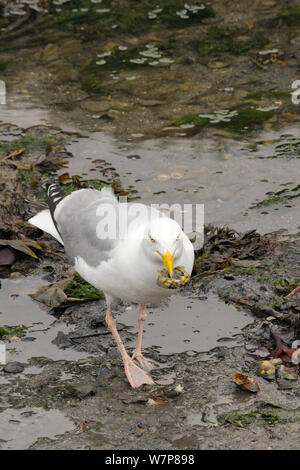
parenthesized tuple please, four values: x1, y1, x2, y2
(48, 183, 67, 214)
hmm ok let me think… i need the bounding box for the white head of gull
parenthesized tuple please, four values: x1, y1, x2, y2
(29, 184, 195, 388)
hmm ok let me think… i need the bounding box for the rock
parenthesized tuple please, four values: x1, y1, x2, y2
(139, 99, 164, 107)
(31, 286, 67, 308)
(97, 364, 117, 383)
(42, 44, 60, 63)
(232, 260, 262, 268)
(71, 383, 96, 399)
(3, 362, 24, 374)
(110, 100, 132, 110)
(60, 39, 83, 56)
(10, 271, 21, 279)
(76, 357, 93, 365)
(52, 331, 73, 349)
(81, 100, 111, 113)
(285, 373, 298, 381)
(164, 386, 183, 398)
(186, 350, 197, 357)
(21, 336, 36, 342)
(207, 58, 231, 69)
(54, 68, 78, 84)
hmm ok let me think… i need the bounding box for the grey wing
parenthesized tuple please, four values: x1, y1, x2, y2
(54, 188, 119, 267)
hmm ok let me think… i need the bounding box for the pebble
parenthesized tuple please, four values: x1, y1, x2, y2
(52, 331, 73, 349)
(10, 272, 21, 279)
(3, 362, 24, 374)
(186, 350, 197, 357)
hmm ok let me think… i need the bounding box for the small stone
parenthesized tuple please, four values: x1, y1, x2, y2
(3, 362, 24, 374)
(81, 100, 111, 113)
(52, 331, 73, 349)
(208, 58, 231, 69)
(284, 373, 298, 381)
(76, 357, 93, 365)
(10, 272, 21, 279)
(186, 350, 196, 356)
(42, 44, 60, 63)
(72, 383, 96, 399)
(270, 358, 282, 365)
(21, 337, 36, 342)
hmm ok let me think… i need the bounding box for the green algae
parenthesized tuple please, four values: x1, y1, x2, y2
(52, 1, 215, 34)
(0, 325, 25, 339)
(0, 136, 62, 158)
(64, 273, 104, 301)
(194, 27, 269, 56)
(82, 44, 175, 93)
(278, 6, 300, 26)
(244, 90, 290, 100)
(220, 406, 298, 428)
(173, 108, 275, 131)
(250, 184, 300, 209)
(275, 139, 300, 158)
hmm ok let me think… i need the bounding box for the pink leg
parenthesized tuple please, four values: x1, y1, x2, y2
(290, 285, 300, 295)
(132, 304, 156, 371)
(105, 305, 154, 388)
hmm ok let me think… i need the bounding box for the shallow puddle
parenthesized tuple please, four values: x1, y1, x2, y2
(1, 99, 299, 236)
(0, 276, 88, 363)
(0, 407, 74, 450)
(121, 294, 253, 355)
(65, 127, 300, 235)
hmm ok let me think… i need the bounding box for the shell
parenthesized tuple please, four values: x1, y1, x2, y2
(258, 360, 276, 380)
(232, 372, 260, 393)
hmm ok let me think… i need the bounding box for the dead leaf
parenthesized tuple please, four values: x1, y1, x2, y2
(0, 239, 43, 259)
(59, 173, 70, 184)
(269, 327, 296, 362)
(1, 148, 25, 162)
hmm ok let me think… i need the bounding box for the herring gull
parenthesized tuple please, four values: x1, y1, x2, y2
(29, 184, 194, 388)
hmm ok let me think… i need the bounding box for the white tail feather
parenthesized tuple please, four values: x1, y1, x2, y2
(28, 209, 64, 245)
(99, 186, 116, 198)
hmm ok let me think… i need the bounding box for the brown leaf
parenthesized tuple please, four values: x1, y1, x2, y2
(59, 173, 70, 184)
(269, 327, 296, 362)
(0, 239, 43, 259)
(2, 148, 25, 161)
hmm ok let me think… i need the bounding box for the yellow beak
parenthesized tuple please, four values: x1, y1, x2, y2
(158, 250, 175, 277)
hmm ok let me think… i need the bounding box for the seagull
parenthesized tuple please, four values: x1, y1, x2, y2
(29, 184, 194, 388)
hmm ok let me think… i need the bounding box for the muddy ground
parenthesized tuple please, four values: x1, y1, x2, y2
(0, 0, 300, 450)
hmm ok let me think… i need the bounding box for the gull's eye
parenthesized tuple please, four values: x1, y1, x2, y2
(149, 235, 156, 243)
(176, 235, 180, 242)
